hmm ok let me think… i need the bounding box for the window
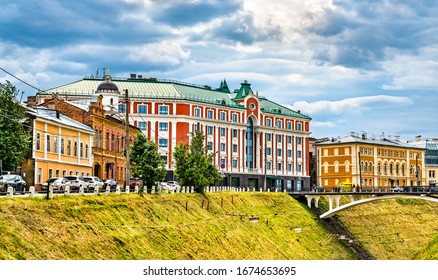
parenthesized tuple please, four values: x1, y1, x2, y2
(287, 163, 292, 171)
(138, 122, 147, 131)
(85, 144, 89, 159)
(138, 105, 147, 114)
(46, 134, 51, 152)
(207, 110, 213, 119)
(277, 163, 282, 171)
(207, 141, 213, 150)
(297, 151, 302, 158)
(48, 169, 53, 179)
(62, 170, 66, 177)
(297, 123, 302, 131)
(54, 136, 59, 153)
(158, 139, 168, 147)
(67, 140, 71, 155)
(377, 149, 381, 156)
(297, 137, 302, 145)
(74, 141, 77, 157)
(277, 120, 282, 128)
(266, 118, 271, 127)
(277, 148, 282, 157)
(38, 168, 42, 184)
(232, 113, 238, 122)
(36, 133, 41, 150)
(220, 127, 226, 136)
(60, 138, 65, 154)
(287, 136, 292, 144)
(220, 143, 225, 151)
(232, 129, 238, 138)
(233, 144, 238, 153)
(277, 135, 282, 142)
(159, 122, 168, 131)
(159, 105, 168, 114)
(220, 112, 226, 121)
(232, 159, 238, 168)
(220, 158, 226, 166)
(287, 121, 292, 130)
(287, 149, 292, 157)
(207, 126, 213, 135)
(267, 162, 272, 170)
(118, 104, 126, 113)
(266, 133, 271, 141)
(266, 147, 271, 156)
(297, 163, 302, 172)
(194, 108, 200, 117)
(55, 169, 60, 178)
(80, 142, 84, 158)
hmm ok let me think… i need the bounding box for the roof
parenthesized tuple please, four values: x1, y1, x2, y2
(26, 106, 95, 134)
(37, 76, 310, 119)
(316, 134, 424, 150)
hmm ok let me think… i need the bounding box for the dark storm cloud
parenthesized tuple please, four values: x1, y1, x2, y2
(151, 0, 242, 26)
(308, 0, 438, 68)
(0, 0, 170, 48)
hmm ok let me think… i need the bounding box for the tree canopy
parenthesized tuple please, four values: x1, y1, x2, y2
(173, 131, 222, 193)
(129, 133, 166, 191)
(0, 81, 31, 173)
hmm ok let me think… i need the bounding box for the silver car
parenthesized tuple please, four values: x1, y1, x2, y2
(41, 177, 72, 191)
(82, 176, 104, 191)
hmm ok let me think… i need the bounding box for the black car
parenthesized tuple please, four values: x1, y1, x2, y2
(0, 174, 26, 192)
(103, 179, 118, 191)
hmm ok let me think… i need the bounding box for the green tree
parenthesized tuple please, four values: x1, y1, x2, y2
(130, 133, 166, 192)
(0, 81, 31, 173)
(173, 131, 222, 193)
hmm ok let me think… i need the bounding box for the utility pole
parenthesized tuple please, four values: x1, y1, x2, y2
(125, 89, 130, 189)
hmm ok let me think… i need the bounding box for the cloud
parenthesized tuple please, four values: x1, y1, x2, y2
(289, 95, 413, 116)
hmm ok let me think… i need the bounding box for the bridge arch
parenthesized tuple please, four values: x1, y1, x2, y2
(320, 195, 438, 219)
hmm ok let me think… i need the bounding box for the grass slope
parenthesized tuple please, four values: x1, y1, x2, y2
(0, 192, 355, 260)
(319, 196, 438, 260)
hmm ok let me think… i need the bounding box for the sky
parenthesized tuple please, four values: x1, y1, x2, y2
(1, 0, 437, 141)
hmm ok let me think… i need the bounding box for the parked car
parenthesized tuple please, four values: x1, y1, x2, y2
(130, 178, 143, 189)
(390, 186, 405, 192)
(41, 177, 72, 191)
(83, 176, 104, 191)
(0, 174, 26, 192)
(103, 179, 118, 191)
(165, 181, 180, 191)
(64, 176, 88, 191)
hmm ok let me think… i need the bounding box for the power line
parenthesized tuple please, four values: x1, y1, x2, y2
(0, 67, 44, 92)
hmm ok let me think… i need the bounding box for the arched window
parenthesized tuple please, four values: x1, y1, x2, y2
(334, 161, 339, 173)
(384, 163, 387, 174)
(246, 118, 254, 169)
(390, 163, 393, 175)
(345, 160, 350, 172)
(396, 164, 399, 175)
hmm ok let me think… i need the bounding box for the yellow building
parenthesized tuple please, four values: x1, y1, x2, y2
(315, 132, 426, 191)
(22, 107, 95, 190)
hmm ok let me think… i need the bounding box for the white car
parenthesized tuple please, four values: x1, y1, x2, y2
(64, 176, 88, 191)
(83, 176, 104, 191)
(166, 181, 180, 191)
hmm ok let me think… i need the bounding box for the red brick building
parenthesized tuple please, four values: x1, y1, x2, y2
(34, 73, 312, 191)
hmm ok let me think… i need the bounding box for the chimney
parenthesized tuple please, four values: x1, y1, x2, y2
(380, 132, 385, 140)
(362, 133, 367, 140)
(415, 135, 422, 142)
(26, 96, 37, 107)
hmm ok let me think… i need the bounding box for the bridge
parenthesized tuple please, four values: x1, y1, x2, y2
(290, 191, 438, 219)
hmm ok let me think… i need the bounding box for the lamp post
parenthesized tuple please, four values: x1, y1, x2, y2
(124, 89, 130, 189)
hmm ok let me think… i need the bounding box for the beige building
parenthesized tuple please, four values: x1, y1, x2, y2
(22, 107, 95, 190)
(315, 132, 426, 191)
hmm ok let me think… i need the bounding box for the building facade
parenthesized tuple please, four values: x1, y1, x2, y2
(407, 136, 438, 187)
(22, 107, 95, 189)
(315, 132, 426, 191)
(32, 93, 140, 187)
(34, 73, 312, 191)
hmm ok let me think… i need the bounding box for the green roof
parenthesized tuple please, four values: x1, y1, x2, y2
(37, 76, 310, 119)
